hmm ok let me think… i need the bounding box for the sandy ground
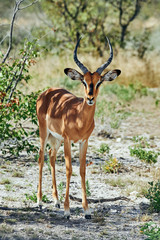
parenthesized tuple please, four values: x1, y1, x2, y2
(0, 94, 160, 240)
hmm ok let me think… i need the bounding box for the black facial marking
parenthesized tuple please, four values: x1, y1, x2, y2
(88, 83, 93, 96)
(96, 81, 103, 89)
(81, 80, 87, 88)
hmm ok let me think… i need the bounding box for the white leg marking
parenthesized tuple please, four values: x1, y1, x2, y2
(48, 128, 63, 141)
(84, 208, 91, 216)
(79, 139, 87, 159)
(37, 199, 42, 206)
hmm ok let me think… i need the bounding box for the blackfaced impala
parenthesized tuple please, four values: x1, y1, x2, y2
(36, 37, 121, 219)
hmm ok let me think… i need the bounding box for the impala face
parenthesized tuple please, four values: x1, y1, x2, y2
(64, 68, 121, 106)
(64, 37, 121, 107)
(83, 72, 101, 106)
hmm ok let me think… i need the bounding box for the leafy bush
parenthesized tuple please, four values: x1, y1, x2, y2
(98, 143, 110, 154)
(25, 192, 37, 203)
(0, 90, 40, 156)
(129, 136, 159, 164)
(103, 156, 121, 173)
(140, 222, 160, 240)
(0, 40, 40, 156)
(129, 147, 158, 164)
(145, 181, 160, 212)
(25, 192, 49, 203)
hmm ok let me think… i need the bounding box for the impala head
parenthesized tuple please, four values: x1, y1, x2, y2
(64, 37, 121, 106)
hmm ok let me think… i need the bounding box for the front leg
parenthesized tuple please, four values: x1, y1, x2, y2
(79, 139, 91, 219)
(64, 138, 72, 219)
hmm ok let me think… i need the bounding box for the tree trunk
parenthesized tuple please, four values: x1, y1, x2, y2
(120, 25, 127, 48)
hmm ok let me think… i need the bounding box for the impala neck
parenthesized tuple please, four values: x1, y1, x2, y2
(81, 98, 96, 122)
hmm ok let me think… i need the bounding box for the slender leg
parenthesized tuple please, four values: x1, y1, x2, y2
(64, 138, 72, 219)
(37, 133, 48, 209)
(49, 138, 62, 208)
(79, 139, 91, 219)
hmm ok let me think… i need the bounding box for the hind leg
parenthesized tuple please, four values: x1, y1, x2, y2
(49, 136, 62, 208)
(37, 123, 48, 209)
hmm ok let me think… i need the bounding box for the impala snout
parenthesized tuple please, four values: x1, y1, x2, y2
(87, 97, 95, 106)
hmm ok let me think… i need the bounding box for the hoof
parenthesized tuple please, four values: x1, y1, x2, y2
(84, 209, 91, 219)
(85, 214, 91, 219)
(37, 200, 42, 210)
(37, 204, 42, 210)
(54, 200, 60, 208)
(55, 203, 60, 208)
(64, 210, 70, 219)
(65, 215, 70, 220)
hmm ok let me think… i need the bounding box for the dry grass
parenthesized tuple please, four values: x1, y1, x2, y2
(28, 50, 160, 94)
(140, 214, 153, 222)
(105, 167, 160, 198)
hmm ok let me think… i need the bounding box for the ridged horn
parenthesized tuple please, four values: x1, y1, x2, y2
(73, 37, 88, 74)
(96, 37, 113, 75)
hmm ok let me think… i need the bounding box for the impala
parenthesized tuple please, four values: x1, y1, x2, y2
(36, 37, 121, 219)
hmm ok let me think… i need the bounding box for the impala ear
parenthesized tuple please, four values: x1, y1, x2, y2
(101, 69, 121, 81)
(64, 68, 83, 81)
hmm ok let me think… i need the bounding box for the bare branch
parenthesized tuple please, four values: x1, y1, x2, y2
(18, 0, 38, 10)
(109, 1, 120, 9)
(126, 0, 140, 25)
(115, 0, 142, 47)
(2, 2, 18, 63)
(119, 0, 141, 27)
(1, 0, 38, 64)
(119, 0, 123, 27)
(63, 0, 82, 20)
(7, 57, 28, 103)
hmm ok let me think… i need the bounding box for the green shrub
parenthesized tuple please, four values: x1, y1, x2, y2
(25, 192, 37, 203)
(145, 181, 160, 212)
(98, 143, 110, 154)
(0, 39, 40, 156)
(130, 136, 159, 164)
(25, 192, 49, 203)
(140, 222, 160, 239)
(103, 155, 121, 173)
(129, 146, 158, 164)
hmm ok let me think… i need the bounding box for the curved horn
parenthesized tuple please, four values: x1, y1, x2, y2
(74, 37, 88, 74)
(96, 37, 113, 75)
